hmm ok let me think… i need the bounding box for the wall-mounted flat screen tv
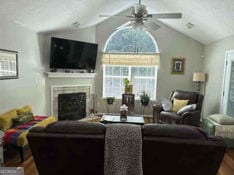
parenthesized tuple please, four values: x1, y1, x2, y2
(50, 37, 98, 70)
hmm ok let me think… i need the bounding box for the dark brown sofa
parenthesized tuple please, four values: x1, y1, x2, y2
(153, 90, 203, 126)
(27, 121, 226, 175)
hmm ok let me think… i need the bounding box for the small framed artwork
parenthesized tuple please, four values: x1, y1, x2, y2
(171, 57, 185, 74)
(0, 49, 18, 80)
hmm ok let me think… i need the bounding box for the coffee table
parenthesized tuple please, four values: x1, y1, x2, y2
(100, 114, 145, 125)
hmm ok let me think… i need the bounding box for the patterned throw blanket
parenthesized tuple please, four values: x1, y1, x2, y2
(3, 116, 47, 145)
(104, 124, 143, 175)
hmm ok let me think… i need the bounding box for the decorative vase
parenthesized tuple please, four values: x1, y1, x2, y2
(125, 85, 133, 94)
(120, 104, 128, 121)
(106, 97, 115, 105)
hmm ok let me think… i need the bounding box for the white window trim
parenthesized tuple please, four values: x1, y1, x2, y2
(103, 64, 158, 100)
(103, 27, 159, 100)
(103, 27, 159, 53)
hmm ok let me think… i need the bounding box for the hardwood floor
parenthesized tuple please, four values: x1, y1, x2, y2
(3, 149, 38, 175)
(3, 148, 234, 175)
(218, 149, 234, 175)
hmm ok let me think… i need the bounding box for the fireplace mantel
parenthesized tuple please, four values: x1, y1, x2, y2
(46, 72, 96, 78)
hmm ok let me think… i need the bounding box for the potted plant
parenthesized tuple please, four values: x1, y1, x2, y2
(105, 97, 115, 105)
(124, 78, 133, 94)
(140, 91, 150, 106)
(103, 97, 115, 113)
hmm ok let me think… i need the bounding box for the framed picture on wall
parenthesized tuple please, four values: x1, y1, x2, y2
(0, 49, 18, 80)
(171, 57, 185, 74)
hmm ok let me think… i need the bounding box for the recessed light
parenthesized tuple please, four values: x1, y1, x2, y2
(72, 21, 80, 28)
(186, 22, 194, 29)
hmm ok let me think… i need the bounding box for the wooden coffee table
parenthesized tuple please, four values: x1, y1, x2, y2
(100, 114, 145, 125)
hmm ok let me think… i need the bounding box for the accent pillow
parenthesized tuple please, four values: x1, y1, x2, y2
(12, 112, 34, 127)
(177, 104, 197, 114)
(172, 98, 189, 112)
(0, 109, 17, 131)
(208, 114, 234, 125)
(16, 105, 32, 115)
(161, 98, 172, 111)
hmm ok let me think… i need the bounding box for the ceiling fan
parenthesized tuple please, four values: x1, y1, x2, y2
(99, 0, 182, 31)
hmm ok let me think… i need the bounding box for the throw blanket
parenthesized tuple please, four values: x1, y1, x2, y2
(3, 116, 47, 145)
(104, 124, 143, 175)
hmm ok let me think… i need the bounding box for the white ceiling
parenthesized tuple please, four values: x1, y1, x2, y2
(1, 0, 234, 45)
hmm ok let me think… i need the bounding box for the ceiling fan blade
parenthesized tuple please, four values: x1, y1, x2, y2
(99, 14, 128, 18)
(152, 13, 182, 19)
(144, 21, 161, 31)
(116, 21, 133, 30)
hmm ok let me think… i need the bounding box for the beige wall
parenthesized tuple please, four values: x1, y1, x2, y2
(203, 35, 234, 117)
(95, 17, 204, 114)
(0, 18, 205, 116)
(0, 21, 46, 115)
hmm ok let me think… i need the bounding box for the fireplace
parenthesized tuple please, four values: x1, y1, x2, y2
(58, 92, 86, 120)
(51, 85, 91, 120)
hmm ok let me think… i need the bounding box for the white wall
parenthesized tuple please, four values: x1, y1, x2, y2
(203, 35, 234, 117)
(0, 20, 46, 115)
(95, 17, 204, 114)
(43, 27, 96, 115)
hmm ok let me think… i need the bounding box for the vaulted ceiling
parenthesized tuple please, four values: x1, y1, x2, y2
(1, 0, 234, 45)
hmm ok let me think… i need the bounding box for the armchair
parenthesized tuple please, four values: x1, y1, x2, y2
(153, 90, 203, 127)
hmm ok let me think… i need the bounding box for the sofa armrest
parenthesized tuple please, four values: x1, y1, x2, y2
(153, 105, 163, 123)
(29, 126, 45, 133)
(181, 110, 201, 127)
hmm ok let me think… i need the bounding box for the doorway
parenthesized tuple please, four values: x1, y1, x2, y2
(221, 50, 234, 117)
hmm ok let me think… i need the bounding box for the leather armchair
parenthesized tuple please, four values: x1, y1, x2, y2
(153, 90, 203, 127)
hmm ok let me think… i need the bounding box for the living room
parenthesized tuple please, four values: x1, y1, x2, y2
(0, 0, 234, 175)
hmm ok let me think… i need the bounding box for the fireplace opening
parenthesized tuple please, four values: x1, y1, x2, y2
(58, 92, 86, 120)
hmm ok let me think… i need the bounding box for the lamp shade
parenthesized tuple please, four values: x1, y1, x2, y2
(193, 72, 205, 82)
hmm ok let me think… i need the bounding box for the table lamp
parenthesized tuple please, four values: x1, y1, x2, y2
(193, 72, 205, 92)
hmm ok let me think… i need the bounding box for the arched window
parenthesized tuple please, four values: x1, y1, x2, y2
(103, 27, 159, 99)
(104, 27, 158, 53)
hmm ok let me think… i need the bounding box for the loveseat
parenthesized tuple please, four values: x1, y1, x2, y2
(28, 121, 226, 175)
(0, 105, 56, 162)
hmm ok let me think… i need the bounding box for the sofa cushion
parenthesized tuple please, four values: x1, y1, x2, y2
(208, 114, 234, 125)
(12, 112, 34, 127)
(143, 124, 207, 140)
(45, 121, 106, 134)
(0, 109, 17, 131)
(17, 105, 32, 115)
(172, 98, 189, 112)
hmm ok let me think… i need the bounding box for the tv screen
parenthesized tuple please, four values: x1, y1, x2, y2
(50, 37, 98, 70)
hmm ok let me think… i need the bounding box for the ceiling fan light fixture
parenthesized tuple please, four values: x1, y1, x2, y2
(99, 0, 182, 32)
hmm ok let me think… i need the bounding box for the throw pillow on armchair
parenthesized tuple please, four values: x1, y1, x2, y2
(172, 98, 189, 112)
